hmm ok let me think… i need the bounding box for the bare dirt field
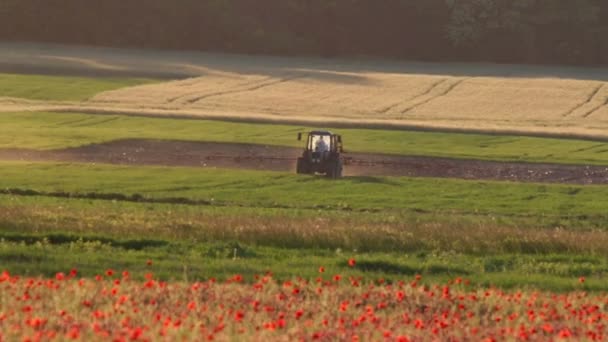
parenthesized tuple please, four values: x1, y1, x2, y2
(3, 43, 608, 139)
(2, 139, 607, 184)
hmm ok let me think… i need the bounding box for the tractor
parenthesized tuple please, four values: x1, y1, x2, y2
(296, 131, 343, 178)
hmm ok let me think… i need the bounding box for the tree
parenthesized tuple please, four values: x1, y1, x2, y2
(444, 0, 602, 64)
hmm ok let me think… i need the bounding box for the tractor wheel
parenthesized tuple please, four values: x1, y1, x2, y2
(326, 160, 342, 179)
(336, 159, 343, 178)
(296, 158, 309, 174)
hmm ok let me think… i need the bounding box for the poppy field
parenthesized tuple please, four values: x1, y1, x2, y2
(2, 128, 608, 340)
(0, 265, 603, 341)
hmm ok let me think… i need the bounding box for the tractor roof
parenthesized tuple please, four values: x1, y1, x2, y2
(309, 130, 333, 136)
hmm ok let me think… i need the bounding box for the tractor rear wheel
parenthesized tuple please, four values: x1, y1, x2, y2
(336, 159, 343, 178)
(296, 158, 309, 174)
(326, 159, 343, 179)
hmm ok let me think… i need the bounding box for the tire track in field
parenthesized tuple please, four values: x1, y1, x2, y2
(54, 115, 120, 127)
(54, 116, 99, 127)
(582, 96, 608, 118)
(183, 75, 303, 105)
(71, 116, 120, 127)
(165, 77, 274, 104)
(375, 78, 447, 115)
(562, 83, 605, 118)
(571, 143, 606, 153)
(400, 78, 468, 116)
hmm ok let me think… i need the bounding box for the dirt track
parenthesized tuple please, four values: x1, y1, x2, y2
(2, 139, 607, 184)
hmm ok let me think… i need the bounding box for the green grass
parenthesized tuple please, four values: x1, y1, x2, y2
(3, 111, 608, 164)
(1, 161, 607, 226)
(3, 74, 608, 292)
(0, 229, 604, 292)
(0, 74, 154, 101)
(2, 163, 608, 291)
(2, 193, 608, 255)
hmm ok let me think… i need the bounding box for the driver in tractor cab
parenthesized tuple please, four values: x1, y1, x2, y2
(315, 136, 329, 156)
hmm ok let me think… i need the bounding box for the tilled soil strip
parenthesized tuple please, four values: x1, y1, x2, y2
(1, 139, 607, 185)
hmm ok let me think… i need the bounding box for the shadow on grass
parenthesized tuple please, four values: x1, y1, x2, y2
(202, 241, 257, 259)
(356, 260, 470, 276)
(0, 233, 169, 250)
(424, 264, 470, 275)
(0, 188, 213, 206)
(0, 252, 46, 263)
(356, 260, 418, 275)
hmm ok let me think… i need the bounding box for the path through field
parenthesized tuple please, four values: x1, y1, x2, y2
(3, 43, 608, 139)
(2, 139, 607, 184)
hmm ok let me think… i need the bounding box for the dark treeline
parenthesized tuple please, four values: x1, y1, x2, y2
(1, 0, 607, 66)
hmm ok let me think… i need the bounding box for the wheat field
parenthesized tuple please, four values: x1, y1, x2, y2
(92, 72, 608, 120)
(3, 43, 608, 139)
(89, 71, 608, 138)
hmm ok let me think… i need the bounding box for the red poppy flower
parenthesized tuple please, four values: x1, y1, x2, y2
(187, 301, 197, 310)
(559, 328, 572, 338)
(295, 309, 304, 319)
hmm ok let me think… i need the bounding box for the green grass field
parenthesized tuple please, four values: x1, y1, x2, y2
(2, 161, 606, 223)
(1, 161, 608, 290)
(0, 73, 154, 101)
(1, 193, 607, 291)
(3, 111, 608, 165)
(1, 233, 605, 292)
(2, 72, 608, 292)
(3, 191, 608, 255)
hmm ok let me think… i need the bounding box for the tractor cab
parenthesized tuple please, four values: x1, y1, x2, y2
(296, 131, 344, 178)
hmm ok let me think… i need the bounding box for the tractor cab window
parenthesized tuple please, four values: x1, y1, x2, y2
(312, 135, 330, 152)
